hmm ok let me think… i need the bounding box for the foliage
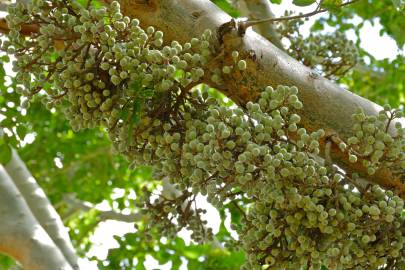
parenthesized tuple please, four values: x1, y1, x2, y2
(292, 0, 317, 7)
(99, 228, 244, 270)
(211, 0, 240, 17)
(341, 53, 405, 107)
(310, 0, 405, 105)
(277, 15, 359, 80)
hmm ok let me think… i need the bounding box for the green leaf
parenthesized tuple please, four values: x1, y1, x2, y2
(128, 80, 143, 97)
(173, 69, 185, 82)
(92, 0, 103, 9)
(119, 103, 131, 121)
(76, 0, 88, 6)
(136, 257, 146, 270)
(125, 100, 142, 146)
(0, 55, 10, 63)
(174, 237, 185, 249)
(140, 88, 154, 98)
(77, 0, 101, 7)
(270, 0, 283, 4)
(0, 141, 12, 164)
(293, 0, 316, 6)
(211, 0, 240, 17)
(0, 254, 18, 269)
(321, 0, 343, 11)
(311, 20, 325, 31)
(183, 250, 200, 259)
(16, 125, 27, 140)
(392, 0, 405, 10)
(132, 99, 142, 125)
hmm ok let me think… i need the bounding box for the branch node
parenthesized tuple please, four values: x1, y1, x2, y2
(217, 18, 247, 44)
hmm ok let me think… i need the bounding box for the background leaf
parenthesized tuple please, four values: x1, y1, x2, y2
(293, 0, 316, 6)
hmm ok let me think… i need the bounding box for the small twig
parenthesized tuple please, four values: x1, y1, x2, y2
(336, 171, 365, 193)
(329, 133, 370, 158)
(316, 0, 324, 11)
(232, 201, 247, 220)
(240, 0, 359, 30)
(324, 140, 332, 166)
(385, 111, 394, 133)
(86, 0, 93, 9)
(63, 194, 144, 222)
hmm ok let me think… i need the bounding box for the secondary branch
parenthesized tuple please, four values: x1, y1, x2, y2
(63, 194, 144, 223)
(240, 0, 359, 29)
(239, 0, 284, 50)
(0, 165, 74, 270)
(4, 149, 80, 270)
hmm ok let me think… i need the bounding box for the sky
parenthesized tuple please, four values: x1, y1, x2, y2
(0, 0, 403, 269)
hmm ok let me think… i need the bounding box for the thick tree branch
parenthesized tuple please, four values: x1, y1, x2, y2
(4, 149, 80, 270)
(0, 0, 402, 196)
(238, 0, 284, 50)
(0, 165, 74, 270)
(116, 0, 404, 198)
(0, 4, 9, 12)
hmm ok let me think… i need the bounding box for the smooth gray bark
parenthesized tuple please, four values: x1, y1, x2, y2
(4, 150, 80, 269)
(120, 0, 405, 197)
(0, 165, 73, 270)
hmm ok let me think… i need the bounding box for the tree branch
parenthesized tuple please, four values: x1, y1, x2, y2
(0, 165, 74, 270)
(0, 0, 11, 12)
(0, 3, 9, 12)
(64, 181, 224, 248)
(161, 178, 223, 249)
(116, 0, 404, 198)
(4, 149, 79, 270)
(0, 0, 402, 196)
(63, 194, 144, 223)
(240, 0, 359, 29)
(238, 0, 284, 50)
(0, 17, 39, 35)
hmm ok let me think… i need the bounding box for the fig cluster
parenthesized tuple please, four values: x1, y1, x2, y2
(3, 1, 404, 269)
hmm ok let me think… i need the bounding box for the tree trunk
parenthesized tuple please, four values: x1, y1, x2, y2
(4, 150, 79, 269)
(0, 165, 73, 270)
(117, 0, 405, 198)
